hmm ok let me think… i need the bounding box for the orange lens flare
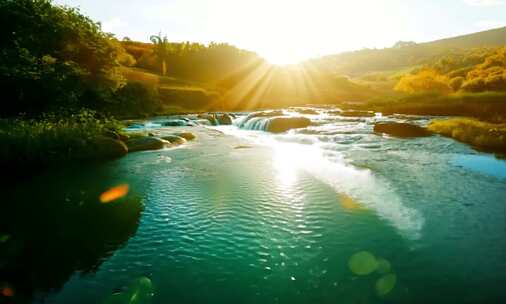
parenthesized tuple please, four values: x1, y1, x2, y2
(99, 184, 129, 203)
(1, 287, 14, 297)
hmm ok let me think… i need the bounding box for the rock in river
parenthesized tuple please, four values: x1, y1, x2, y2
(90, 136, 128, 159)
(266, 117, 311, 133)
(174, 132, 196, 141)
(162, 119, 195, 127)
(161, 135, 187, 146)
(216, 113, 233, 125)
(374, 122, 432, 138)
(126, 137, 170, 152)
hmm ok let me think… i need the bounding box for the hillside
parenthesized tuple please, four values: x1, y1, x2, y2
(311, 27, 506, 76)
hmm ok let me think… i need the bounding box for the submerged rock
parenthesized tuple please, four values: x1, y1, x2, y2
(126, 137, 169, 152)
(266, 117, 311, 133)
(374, 122, 432, 138)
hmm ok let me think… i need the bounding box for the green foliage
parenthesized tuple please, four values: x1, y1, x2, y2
(0, 109, 124, 169)
(0, 0, 126, 116)
(112, 82, 160, 116)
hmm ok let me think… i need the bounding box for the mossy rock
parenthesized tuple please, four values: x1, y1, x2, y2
(374, 122, 432, 138)
(126, 137, 169, 152)
(90, 136, 128, 159)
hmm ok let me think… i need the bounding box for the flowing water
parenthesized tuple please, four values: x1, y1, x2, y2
(2, 108, 506, 303)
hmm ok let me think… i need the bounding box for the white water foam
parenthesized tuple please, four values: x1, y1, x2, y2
(218, 125, 425, 240)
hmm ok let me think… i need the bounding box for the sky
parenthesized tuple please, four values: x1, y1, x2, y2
(55, 0, 506, 64)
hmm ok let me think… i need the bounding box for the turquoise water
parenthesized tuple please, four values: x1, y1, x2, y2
(2, 109, 506, 303)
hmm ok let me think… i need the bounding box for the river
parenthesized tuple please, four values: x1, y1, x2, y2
(2, 107, 506, 303)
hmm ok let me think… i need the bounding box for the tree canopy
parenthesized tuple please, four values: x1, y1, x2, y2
(0, 0, 126, 116)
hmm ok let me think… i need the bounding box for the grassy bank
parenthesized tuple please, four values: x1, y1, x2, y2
(428, 118, 506, 154)
(0, 110, 128, 172)
(344, 92, 506, 122)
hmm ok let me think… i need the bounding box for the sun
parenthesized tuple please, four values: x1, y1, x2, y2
(215, 0, 399, 65)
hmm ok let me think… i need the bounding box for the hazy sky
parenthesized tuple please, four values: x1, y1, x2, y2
(55, 0, 506, 64)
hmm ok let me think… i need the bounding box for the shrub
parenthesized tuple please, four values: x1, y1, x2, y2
(111, 82, 160, 116)
(395, 69, 452, 94)
(0, 109, 124, 169)
(428, 118, 506, 153)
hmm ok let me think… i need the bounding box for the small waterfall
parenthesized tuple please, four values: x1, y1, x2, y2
(234, 115, 272, 131)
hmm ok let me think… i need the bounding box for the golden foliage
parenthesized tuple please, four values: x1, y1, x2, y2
(395, 69, 452, 94)
(428, 118, 506, 150)
(396, 47, 506, 94)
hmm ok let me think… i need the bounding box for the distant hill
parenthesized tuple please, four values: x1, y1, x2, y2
(426, 26, 506, 49)
(311, 27, 506, 76)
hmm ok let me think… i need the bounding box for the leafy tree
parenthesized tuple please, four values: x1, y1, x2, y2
(0, 0, 125, 116)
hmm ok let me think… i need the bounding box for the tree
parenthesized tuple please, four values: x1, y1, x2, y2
(0, 0, 125, 116)
(149, 33, 170, 76)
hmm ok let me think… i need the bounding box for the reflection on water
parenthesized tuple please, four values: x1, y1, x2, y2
(0, 165, 143, 303)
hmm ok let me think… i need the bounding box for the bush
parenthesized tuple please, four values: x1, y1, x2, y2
(428, 118, 506, 153)
(395, 69, 452, 94)
(111, 82, 160, 116)
(0, 109, 125, 169)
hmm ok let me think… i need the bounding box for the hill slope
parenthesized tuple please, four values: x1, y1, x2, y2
(311, 27, 506, 76)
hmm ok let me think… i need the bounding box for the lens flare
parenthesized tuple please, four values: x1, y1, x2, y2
(99, 184, 129, 203)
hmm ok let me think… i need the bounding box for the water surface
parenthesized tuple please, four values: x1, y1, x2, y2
(2, 108, 506, 303)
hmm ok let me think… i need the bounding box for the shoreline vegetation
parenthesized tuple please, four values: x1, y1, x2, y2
(1, 0, 506, 172)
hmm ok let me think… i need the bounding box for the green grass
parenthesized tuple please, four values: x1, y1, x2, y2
(0, 110, 125, 171)
(428, 118, 506, 153)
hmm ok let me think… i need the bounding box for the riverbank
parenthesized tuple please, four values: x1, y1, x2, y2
(3, 103, 506, 178)
(340, 92, 506, 155)
(0, 110, 194, 176)
(428, 118, 506, 155)
(342, 92, 506, 122)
